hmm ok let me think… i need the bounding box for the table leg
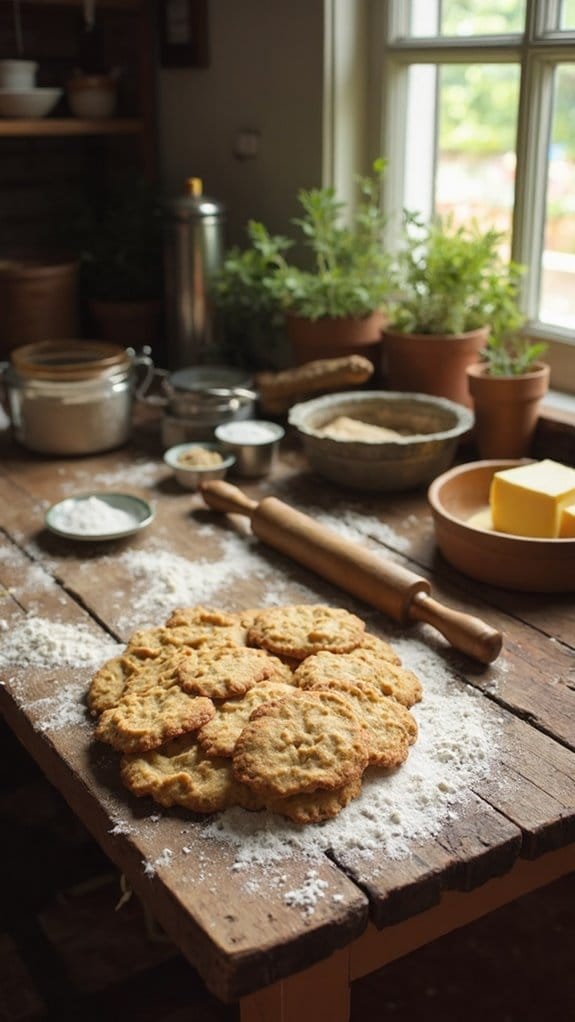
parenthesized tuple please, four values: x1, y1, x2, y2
(240, 949, 351, 1022)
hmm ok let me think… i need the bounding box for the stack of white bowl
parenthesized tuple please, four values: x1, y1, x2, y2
(0, 59, 62, 118)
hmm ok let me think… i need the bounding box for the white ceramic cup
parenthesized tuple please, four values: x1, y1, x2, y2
(0, 60, 38, 90)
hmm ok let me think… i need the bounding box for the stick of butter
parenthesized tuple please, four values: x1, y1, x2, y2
(559, 504, 575, 539)
(490, 459, 575, 538)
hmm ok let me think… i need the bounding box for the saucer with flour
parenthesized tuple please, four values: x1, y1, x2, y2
(45, 492, 154, 542)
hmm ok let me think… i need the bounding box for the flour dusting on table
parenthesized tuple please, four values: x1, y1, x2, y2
(200, 635, 501, 873)
(0, 616, 122, 668)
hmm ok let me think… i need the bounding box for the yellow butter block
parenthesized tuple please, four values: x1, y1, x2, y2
(559, 504, 575, 538)
(490, 459, 575, 538)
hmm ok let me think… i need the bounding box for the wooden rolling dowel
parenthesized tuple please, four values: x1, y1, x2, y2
(201, 480, 503, 664)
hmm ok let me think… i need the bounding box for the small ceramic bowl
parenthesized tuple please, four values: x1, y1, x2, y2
(0, 87, 62, 118)
(163, 442, 236, 491)
(214, 420, 285, 478)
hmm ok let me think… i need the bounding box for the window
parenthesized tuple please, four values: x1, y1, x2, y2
(373, 0, 575, 391)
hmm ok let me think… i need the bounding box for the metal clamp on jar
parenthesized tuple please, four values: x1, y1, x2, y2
(1, 340, 155, 455)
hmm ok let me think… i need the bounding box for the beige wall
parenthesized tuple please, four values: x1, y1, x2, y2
(158, 0, 326, 249)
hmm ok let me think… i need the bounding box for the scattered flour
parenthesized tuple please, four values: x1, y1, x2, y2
(60, 460, 162, 492)
(97, 530, 312, 632)
(0, 616, 123, 668)
(144, 848, 174, 876)
(314, 507, 412, 555)
(283, 870, 328, 915)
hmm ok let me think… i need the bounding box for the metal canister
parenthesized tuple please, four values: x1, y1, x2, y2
(163, 177, 226, 370)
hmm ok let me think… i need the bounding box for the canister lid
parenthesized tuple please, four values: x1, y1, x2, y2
(165, 177, 225, 221)
(10, 340, 131, 381)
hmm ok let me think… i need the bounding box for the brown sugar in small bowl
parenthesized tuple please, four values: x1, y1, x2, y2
(428, 459, 575, 592)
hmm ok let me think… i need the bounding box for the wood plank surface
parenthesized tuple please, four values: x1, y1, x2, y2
(1, 422, 574, 1003)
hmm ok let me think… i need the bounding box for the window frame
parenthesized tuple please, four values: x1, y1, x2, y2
(369, 0, 575, 392)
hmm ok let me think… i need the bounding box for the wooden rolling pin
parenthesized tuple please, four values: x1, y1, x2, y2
(201, 480, 503, 664)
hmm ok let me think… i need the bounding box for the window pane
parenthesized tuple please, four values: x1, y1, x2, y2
(561, 0, 575, 30)
(402, 63, 520, 256)
(540, 64, 575, 329)
(408, 0, 526, 38)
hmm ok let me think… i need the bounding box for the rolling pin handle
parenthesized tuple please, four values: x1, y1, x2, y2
(200, 480, 258, 517)
(410, 591, 503, 664)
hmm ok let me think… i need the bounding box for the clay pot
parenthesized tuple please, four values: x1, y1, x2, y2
(286, 310, 386, 371)
(466, 361, 550, 459)
(382, 326, 489, 407)
(0, 259, 79, 358)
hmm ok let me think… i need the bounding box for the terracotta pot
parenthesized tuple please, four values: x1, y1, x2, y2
(286, 310, 386, 370)
(466, 361, 550, 459)
(89, 299, 162, 349)
(382, 326, 489, 407)
(0, 259, 79, 358)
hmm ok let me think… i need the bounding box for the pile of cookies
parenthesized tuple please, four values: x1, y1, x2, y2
(88, 604, 422, 824)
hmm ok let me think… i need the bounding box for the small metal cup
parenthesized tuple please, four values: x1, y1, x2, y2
(214, 420, 285, 478)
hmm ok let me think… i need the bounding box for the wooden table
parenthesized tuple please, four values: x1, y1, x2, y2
(1, 417, 574, 1022)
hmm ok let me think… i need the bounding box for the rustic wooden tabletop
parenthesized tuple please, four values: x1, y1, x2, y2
(0, 414, 574, 1021)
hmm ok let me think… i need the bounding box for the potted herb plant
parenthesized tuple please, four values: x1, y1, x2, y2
(383, 213, 525, 406)
(214, 221, 291, 371)
(466, 334, 549, 458)
(214, 159, 393, 371)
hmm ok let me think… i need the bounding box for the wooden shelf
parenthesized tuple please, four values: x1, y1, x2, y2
(19, 1, 139, 9)
(0, 117, 144, 137)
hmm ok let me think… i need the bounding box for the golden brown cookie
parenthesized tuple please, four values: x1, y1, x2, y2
(307, 681, 417, 768)
(121, 735, 262, 813)
(164, 605, 241, 629)
(126, 617, 245, 659)
(177, 646, 287, 700)
(87, 654, 140, 716)
(247, 604, 365, 661)
(293, 649, 422, 708)
(232, 689, 369, 798)
(121, 653, 195, 699)
(356, 633, 402, 666)
(264, 774, 362, 823)
(95, 686, 215, 754)
(197, 679, 297, 758)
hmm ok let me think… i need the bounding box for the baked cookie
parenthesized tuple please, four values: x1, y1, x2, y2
(95, 686, 215, 754)
(177, 646, 288, 700)
(126, 617, 245, 660)
(164, 606, 242, 630)
(197, 679, 297, 758)
(232, 689, 369, 798)
(87, 654, 140, 716)
(121, 735, 262, 813)
(264, 774, 362, 824)
(356, 633, 402, 666)
(308, 681, 417, 768)
(293, 648, 422, 708)
(247, 604, 365, 661)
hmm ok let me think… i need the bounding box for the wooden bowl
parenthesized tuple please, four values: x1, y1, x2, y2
(428, 460, 575, 592)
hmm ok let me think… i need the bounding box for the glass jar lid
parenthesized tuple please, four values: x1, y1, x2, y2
(10, 341, 131, 381)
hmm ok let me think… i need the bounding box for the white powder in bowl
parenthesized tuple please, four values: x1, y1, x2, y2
(216, 421, 282, 445)
(51, 496, 138, 536)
